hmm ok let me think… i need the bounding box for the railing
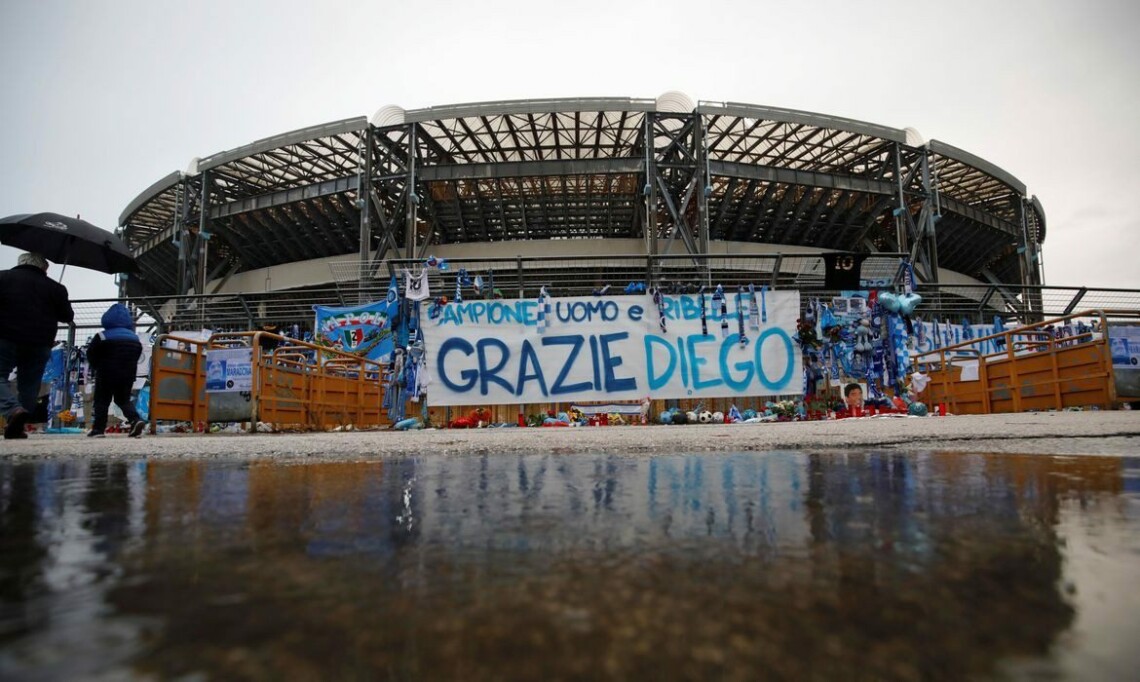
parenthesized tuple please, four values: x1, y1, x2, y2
(911, 310, 1125, 414)
(59, 252, 1140, 342)
(910, 284, 1140, 322)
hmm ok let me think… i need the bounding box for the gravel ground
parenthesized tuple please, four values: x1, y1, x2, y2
(3, 411, 1139, 461)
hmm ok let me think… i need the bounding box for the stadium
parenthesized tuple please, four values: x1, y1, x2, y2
(118, 93, 1046, 329)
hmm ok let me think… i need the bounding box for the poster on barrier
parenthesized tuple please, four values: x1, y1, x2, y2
(313, 300, 396, 361)
(205, 347, 253, 393)
(423, 292, 802, 407)
(1109, 326, 1140, 368)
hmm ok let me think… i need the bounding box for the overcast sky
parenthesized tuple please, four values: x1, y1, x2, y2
(2, 0, 1138, 300)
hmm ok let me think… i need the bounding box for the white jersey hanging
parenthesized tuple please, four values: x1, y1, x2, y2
(404, 268, 431, 301)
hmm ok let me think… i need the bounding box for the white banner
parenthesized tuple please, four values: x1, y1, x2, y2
(1110, 326, 1140, 369)
(424, 292, 802, 406)
(204, 348, 253, 393)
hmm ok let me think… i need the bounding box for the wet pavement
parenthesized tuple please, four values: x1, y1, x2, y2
(2, 451, 1140, 681)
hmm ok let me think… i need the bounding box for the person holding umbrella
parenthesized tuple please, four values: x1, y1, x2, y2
(0, 252, 74, 439)
(1, 212, 139, 438)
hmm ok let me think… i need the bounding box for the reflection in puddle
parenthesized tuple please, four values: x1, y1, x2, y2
(2, 452, 1139, 680)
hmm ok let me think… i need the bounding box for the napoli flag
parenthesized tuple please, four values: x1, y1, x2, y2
(386, 274, 399, 305)
(313, 299, 396, 361)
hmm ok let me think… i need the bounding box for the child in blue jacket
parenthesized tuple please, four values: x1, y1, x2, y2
(86, 304, 145, 437)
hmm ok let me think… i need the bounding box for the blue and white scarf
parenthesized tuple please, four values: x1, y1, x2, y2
(699, 290, 708, 336)
(748, 284, 762, 330)
(536, 286, 550, 334)
(652, 287, 668, 333)
(714, 284, 729, 338)
(735, 290, 747, 347)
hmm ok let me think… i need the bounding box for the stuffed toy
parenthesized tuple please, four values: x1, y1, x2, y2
(853, 318, 874, 354)
(393, 417, 423, 430)
(449, 407, 489, 429)
(543, 411, 572, 427)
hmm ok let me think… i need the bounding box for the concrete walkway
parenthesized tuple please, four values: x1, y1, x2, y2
(3, 411, 1139, 461)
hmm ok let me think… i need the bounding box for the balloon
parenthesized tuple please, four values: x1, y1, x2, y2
(898, 293, 922, 316)
(879, 292, 901, 313)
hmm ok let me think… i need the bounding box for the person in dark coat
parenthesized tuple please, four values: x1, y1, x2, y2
(1, 252, 74, 439)
(86, 303, 145, 438)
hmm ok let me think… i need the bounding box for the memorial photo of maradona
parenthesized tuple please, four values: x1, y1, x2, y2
(205, 358, 228, 391)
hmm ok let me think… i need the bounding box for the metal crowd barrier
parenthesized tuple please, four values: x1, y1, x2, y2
(148, 331, 384, 432)
(912, 310, 1136, 414)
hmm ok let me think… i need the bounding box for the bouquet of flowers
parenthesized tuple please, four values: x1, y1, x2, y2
(766, 400, 799, 419)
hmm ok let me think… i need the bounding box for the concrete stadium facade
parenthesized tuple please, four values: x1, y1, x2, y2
(119, 93, 1045, 314)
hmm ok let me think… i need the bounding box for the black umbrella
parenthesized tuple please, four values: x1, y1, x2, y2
(0, 212, 138, 275)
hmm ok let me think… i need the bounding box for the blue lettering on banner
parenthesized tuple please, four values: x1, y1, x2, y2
(643, 331, 796, 394)
(515, 340, 547, 396)
(599, 332, 636, 392)
(544, 335, 592, 395)
(754, 328, 795, 391)
(687, 335, 722, 390)
(476, 338, 512, 395)
(644, 336, 676, 391)
(426, 293, 802, 406)
(555, 300, 620, 324)
(441, 301, 539, 327)
(660, 295, 751, 322)
(437, 338, 477, 392)
(720, 334, 754, 391)
(588, 336, 601, 391)
(679, 297, 701, 320)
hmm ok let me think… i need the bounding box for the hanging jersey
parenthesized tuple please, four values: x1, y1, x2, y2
(404, 269, 430, 301)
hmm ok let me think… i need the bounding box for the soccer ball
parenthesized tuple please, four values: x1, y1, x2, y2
(712, 411, 724, 423)
(698, 410, 713, 424)
(686, 411, 699, 424)
(672, 410, 689, 425)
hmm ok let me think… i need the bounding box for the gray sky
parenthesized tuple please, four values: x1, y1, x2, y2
(2, 0, 1138, 299)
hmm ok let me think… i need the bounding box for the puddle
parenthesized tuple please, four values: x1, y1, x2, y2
(2, 451, 1139, 680)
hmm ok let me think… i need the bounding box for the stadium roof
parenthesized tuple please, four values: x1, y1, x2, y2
(120, 96, 1044, 296)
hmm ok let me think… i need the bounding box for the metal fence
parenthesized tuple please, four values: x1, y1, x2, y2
(58, 253, 1140, 344)
(332, 252, 908, 301)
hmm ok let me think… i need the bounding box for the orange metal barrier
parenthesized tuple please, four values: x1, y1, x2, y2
(149, 332, 386, 431)
(912, 310, 1121, 414)
(149, 334, 209, 428)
